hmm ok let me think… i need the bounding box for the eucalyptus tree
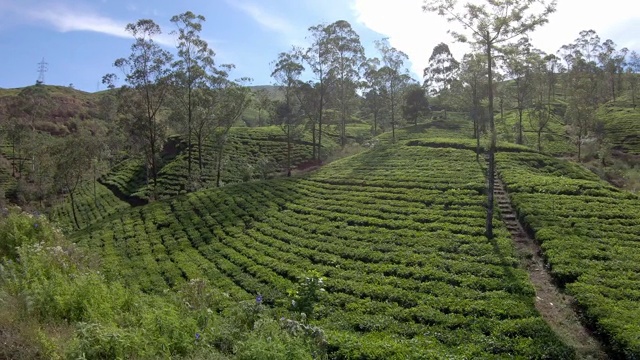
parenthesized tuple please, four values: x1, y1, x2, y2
(254, 89, 273, 126)
(456, 53, 488, 155)
(104, 19, 173, 198)
(326, 20, 365, 147)
(361, 57, 385, 134)
(212, 74, 253, 186)
(501, 37, 536, 144)
(627, 51, 640, 107)
(528, 51, 557, 151)
(424, 42, 460, 96)
(170, 11, 215, 180)
(565, 57, 600, 162)
(424, 0, 557, 239)
(52, 132, 96, 229)
(304, 23, 333, 159)
(296, 81, 323, 159)
(376, 38, 412, 142)
(271, 49, 304, 177)
(597, 39, 628, 102)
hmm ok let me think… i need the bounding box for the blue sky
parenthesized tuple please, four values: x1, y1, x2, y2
(1, 0, 638, 92)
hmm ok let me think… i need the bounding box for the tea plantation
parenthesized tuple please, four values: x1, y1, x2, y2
(100, 126, 332, 201)
(72, 142, 574, 359)
(496, 151, 640, 358)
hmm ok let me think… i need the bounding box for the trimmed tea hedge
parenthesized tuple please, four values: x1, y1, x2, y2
(497, 151, 640, 358)
(74, 143, 572, 359)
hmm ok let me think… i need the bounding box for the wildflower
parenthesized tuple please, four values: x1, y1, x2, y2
(256, 294, 263, 304)
(34, 223, 39, 229)
(195, 333, 201, 340)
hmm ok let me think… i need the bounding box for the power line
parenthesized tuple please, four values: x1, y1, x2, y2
(37, 57, 48, 84)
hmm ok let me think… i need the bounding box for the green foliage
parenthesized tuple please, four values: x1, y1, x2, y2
(72, 141, 572, 358)
(99, 126, 331, 200)
(0, 211, 60, 260)
(49, 181, 131, 232)
(288, 270, 325, 320)
(0, 212, 327, 359)
(496, 151, 640, 358)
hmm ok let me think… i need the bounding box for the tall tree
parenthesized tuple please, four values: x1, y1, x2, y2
(271, 50, 304, 177)
(254, 89, 273, 126)
(403, 84, 430, 125)
(627, 51, 640, 107)
(565, 57, 599, 162)
(361, 57, 385, 135)
(170, 11, 215, 181)
(424, 42, 460, 96)
(598, 39, 628, 102)
(456, 53, 488, 157)
(501, 37, 536, 144)
(304, 23, 333, 160)
(528, 51, 555, 151)
(105, 19, 173, 199)
(326, 20, 365, 147)
(424, 0, 557, 239)
(376, 38, 412, 142)
(53, 132, 96, 229)
(212, 76, 253, 187)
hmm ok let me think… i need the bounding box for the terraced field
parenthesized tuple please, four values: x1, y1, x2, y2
(49, 180, 130, 230)
(598, 99, 640, 154)
(74, 142, 573, 359)
(100, 127, 325, 200)
(496, 151, 640, 358)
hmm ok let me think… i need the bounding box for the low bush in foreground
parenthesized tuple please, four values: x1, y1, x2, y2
(0, 210, 326, 359)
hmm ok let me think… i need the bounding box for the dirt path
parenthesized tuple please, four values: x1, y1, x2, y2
(493, 170, 609, 359)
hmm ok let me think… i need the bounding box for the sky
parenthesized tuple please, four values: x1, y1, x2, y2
(0, 0, 638, 93)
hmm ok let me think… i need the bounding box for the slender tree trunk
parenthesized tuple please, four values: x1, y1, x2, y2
(537, 130, 542, 152)
(150, 140, 157, 199)
(373, 108, 378, 135)
(287, 124, 292, 177)
(188, 87, 192, 179)
(486, 40, 496, 240)
(517, 108, 524, 145)
(577, 134, 582, 163)
(70, 190, 79, 230)
(318, 83, 324, 161)
(311, 122, 317, 160)
(198, 134, 203, 171)
(391, 100, 396, 142)
(216, 139, 226, 187)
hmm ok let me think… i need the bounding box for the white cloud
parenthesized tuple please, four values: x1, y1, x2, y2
(15, 3, 175, 46)
(227, 1, 295, 34)
(352, 0, 640, 80)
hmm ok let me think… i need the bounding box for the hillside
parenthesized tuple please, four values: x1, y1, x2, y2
(72, 141, 575, 358)
(0, 85, 103, 135)
(41, 111, 640, 358)
(99, 126, 338, 202)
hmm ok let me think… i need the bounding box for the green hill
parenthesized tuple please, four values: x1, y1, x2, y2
(597, 94, 640, 154)
(99, 126, 338, 201)
(71, 140, 574, 358)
